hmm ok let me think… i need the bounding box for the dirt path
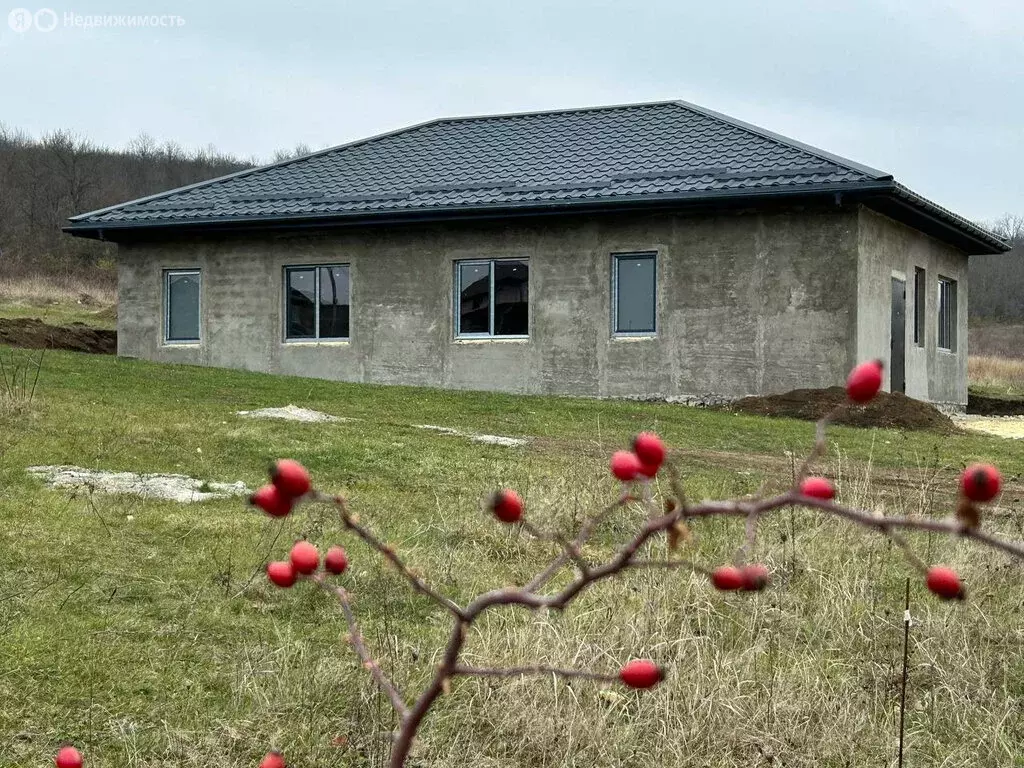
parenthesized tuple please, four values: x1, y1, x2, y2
(0, 318, 115, 354)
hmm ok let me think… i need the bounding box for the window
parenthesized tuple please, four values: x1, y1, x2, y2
(454, 259, 529, 337)
(164, 269, 200, 343)
(937, 276, 957, 351)
(285, 265, 350, 340)
(913, 267, 926, 347)
(612, 253, 656, 335)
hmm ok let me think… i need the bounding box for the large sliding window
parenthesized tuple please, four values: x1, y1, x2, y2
(285, 265, 350, 340)
(455, 259, 529, 338)
(164, 269, 201, 343)
(612, 252, 657, 335)
(937, 276, 957, 351)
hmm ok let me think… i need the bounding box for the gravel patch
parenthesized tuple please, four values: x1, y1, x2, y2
(27, 466, 250, 503)
(413, 424, 530, 448)
(951, 415, 1024, 440)
(236, 405, 355, 423)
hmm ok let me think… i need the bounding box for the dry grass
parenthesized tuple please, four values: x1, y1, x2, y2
(0, 347, 43, 419)
(0, 275, 117, 328)
(969, 323, 1024, 360)
(969, 355, 1024, 396)
(0, 274, 116, 307)
(393, 457, 1023, 768)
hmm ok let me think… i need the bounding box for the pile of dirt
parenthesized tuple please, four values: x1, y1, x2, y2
(0, 318, 115, 354)
(725, 386, 958, 433)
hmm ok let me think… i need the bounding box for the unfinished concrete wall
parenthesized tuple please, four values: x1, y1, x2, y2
(856, 207, 969, 408)
(116, 207, 860, 400)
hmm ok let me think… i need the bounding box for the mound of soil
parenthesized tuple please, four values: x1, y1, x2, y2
(967, 392, 1024, 417)
(725, 386, 958, 433)
(0, 318, 116, 354)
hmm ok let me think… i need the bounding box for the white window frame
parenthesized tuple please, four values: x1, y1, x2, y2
(937, 275, 957, 352)
(611, 252, 658, 337)
(283, 264, 351, 342)
(163, 268, 201, 345)
(453, 258, 529, 339)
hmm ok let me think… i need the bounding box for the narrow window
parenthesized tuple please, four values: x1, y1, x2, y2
(285, 265, 350, 340)
(454, 259, 529, 337)
(164, 269, 200, 343)
(913, 267, 926, 347)
(937, 276, 957, 351)
(613, 253, 656, 335)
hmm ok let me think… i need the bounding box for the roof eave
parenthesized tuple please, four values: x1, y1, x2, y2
(64, 181, 1008, 255)
(860, 187, 1009, 255)
(65, 181, 892, 238)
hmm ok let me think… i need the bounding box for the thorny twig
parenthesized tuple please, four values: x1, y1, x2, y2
(319, 493, 465, 618)
(282, 410, 1023, 768)
(450, 665, 620, 683)
(309, 573, 409, 718)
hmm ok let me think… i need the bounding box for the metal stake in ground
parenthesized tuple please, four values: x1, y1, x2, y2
(898, 577, 911, 768)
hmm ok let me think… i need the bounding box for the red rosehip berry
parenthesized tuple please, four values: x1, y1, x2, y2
(926, 566, 964, 600)
(800, 476, 835, 500)
(55, 746, 83, 768)
(710, 565, 745, 591)
(271, 459, 311, 498)
(324, 546, 349, 575)
(741, 563, 770, 591)
(846, 359, 884, 403)
(289, 541, 319, 575)
(259, 751, 286, 768)
(489, 489, 524, 523)
(250, 485, 293, 518)
(960, 463, 1001, 503)
(637, 461, 660, 479)
(266, 561, 297, 588)
(632, 432, 666, 469)
(619, 659, 664, 689)
(610, 450, 642, 481)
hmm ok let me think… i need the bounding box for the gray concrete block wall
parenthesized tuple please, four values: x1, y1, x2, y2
(856, 208, 969, 407)
(116, 207, 864, 400)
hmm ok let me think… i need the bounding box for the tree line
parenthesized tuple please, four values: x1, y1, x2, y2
(969, 215, 1024, 321)
(0, 126, 317, 283)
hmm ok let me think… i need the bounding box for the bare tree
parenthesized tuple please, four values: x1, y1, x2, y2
(0, 125, 253, 280)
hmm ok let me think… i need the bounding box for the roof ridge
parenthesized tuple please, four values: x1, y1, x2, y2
(668, 100, 892, 180)
(428, 99, 683, 126)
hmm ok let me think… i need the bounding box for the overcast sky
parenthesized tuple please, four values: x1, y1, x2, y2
(1, 0, 1021, 223)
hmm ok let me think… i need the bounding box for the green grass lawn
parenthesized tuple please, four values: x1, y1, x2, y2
(2, 350, 1023, 767)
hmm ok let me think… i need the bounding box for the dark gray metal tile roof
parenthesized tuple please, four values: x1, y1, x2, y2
(66, 99, 1008, 253)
